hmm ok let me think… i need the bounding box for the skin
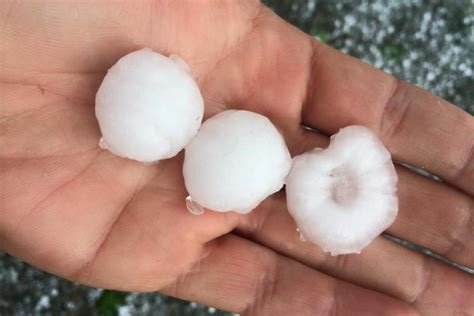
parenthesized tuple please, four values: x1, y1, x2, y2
(0, 1, 473, 315)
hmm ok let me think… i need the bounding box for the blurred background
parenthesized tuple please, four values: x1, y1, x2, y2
(1, 0, 473, 315)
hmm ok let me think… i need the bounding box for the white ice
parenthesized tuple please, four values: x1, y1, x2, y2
(285, 125, 398, 255)
(95, 48, 204, 163)
(183, 110, 292, 214)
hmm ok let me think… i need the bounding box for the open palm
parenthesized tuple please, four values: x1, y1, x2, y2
(1, 2, 473, 315)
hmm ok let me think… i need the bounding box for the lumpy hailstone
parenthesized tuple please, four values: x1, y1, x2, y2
(286, 126, 398, 255)
(95, 48, 204, 163)
(184, 110, 292, 214)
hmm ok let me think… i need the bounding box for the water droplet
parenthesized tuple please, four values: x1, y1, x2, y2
(296, 228, 306, 242)
(186, 196, 204, 215)
(299, 233, 306, 242)
(98, 138, 108, 150)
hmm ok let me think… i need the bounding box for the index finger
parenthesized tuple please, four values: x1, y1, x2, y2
(302, 41, 474, 194)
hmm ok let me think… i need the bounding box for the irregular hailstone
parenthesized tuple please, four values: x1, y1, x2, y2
(285, 126, 398, 255)
(183, 110, 292, 214)
(95, 48, 204, 163)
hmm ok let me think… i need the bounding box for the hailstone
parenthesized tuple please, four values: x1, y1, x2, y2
(95, 48, 204, 163)
(285, 125, 398, 255)
(183, 110, 292, 214)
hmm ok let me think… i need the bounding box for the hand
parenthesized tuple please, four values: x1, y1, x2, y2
(1, 2, 472, 315)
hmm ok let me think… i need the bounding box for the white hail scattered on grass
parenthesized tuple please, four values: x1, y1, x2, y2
(95, 48, 203, 163)
(285, 126, 398, 255)
(183, 110, 292, 214)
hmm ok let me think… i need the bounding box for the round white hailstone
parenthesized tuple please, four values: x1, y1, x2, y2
(286, 125, 398, 255)
(95, 48, 204, 163)
(183, 110, 292, 214)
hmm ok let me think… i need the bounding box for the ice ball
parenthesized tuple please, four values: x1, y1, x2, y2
(285, 125, 398, 255)
(183, 110, 292, 214)
(95, 48, 204, 163)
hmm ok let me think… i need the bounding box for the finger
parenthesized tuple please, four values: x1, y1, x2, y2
(236, 189, 474, 314)
(413, 254, 474, 314)
(387, 166, 474, 267)
(302, 41, 474, 194)
(163, 234, 417, 316)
